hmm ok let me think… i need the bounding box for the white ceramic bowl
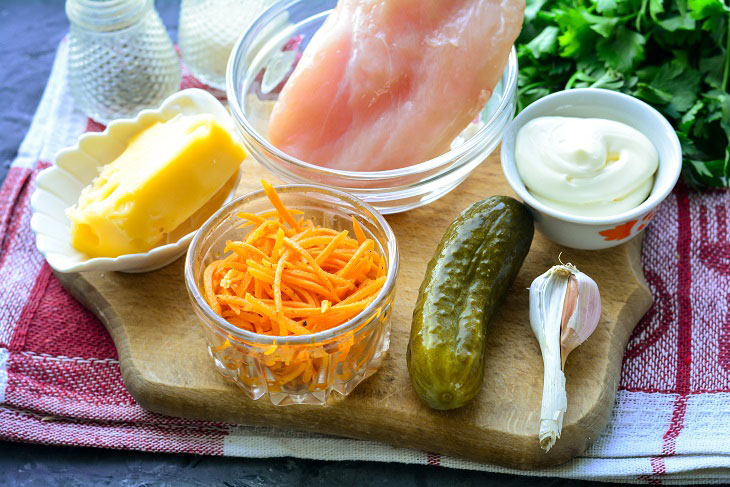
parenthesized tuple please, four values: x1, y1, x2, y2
(30, 88, 242, 273)
(500, 88, 682, 250)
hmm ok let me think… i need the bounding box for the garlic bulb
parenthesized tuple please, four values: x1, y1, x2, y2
(529, 262, 601, 452)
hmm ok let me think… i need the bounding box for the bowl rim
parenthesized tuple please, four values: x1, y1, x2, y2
(30, 88, 240, 273)
(184, 183, 400, 346)
(225, 0, 518, 181)
(500, 87, 682, 225)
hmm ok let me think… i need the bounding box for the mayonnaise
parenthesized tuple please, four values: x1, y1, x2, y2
(514, 116, 659, 217)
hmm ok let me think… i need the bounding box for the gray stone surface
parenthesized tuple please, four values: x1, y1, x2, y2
(0, 441, 600, 487)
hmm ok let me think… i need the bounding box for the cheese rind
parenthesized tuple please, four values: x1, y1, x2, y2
(67, 114, 246, 258)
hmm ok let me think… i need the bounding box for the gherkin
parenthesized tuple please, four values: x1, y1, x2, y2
(407, 196, 534, 410)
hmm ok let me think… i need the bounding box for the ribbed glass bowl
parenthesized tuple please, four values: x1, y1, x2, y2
(184, 185, 399, 405)
(226, 0, 518, 214)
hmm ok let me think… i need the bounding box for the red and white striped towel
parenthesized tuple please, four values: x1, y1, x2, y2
(2, 39, 730, 485)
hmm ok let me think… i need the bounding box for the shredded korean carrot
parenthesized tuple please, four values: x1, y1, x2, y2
(202, 181, 389, 391)
(203, 180, 386, 339)
(351, 216, 367, 244)
(260, 179, 301, 232)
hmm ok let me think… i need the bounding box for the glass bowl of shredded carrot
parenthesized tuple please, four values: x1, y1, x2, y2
(185, 180, 399, 405)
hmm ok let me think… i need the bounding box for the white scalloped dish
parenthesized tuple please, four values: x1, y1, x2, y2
(30, 89, 243, 273)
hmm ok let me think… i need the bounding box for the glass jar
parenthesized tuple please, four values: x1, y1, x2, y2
(178, 0, 276, 91)
(66, 0, 181, 124)
(185, 185, 400, 406)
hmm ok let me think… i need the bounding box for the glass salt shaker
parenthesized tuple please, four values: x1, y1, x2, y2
(66, 0, 181, 124)
(179, 0, 276, 91)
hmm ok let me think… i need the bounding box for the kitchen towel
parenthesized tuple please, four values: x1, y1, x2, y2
(1, 39, 730, 485)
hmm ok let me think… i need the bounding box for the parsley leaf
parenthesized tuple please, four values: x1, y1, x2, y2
(596, 0, 619, 13)
(597, 27, 646, 72)
(524, 26, 559, 59)
(525, 0, 550, 22)
(689, 0, 728, 20)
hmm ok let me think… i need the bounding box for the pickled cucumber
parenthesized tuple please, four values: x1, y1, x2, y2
(407, 196, 533, 410)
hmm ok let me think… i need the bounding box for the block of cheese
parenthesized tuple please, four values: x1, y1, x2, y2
(67, 114, 246, 258)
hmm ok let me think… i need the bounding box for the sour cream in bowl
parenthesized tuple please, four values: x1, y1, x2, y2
(515, 116, 659, 217)
(501, 88, 681, 250)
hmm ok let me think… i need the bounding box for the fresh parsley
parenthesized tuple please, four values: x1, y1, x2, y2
(518, 0, 730, 188)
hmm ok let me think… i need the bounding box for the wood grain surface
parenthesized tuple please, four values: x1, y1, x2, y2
(56, 152, 652, 469)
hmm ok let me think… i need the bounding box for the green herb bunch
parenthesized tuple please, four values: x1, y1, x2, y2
(518, 0, 730, 188)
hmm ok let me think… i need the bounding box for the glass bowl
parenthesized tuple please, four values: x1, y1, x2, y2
(184, 185, 399, 405)
(226, 0, 518, 214)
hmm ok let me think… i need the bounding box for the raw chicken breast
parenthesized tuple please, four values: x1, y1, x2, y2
(268, 0, 525, 171)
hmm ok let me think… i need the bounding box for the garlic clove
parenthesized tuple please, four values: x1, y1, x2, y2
(560, 270, 601, 366)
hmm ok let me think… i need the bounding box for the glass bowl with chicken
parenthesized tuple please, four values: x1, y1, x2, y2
(227, 0, 520, 214)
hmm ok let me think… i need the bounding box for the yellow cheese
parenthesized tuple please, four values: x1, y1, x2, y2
(67, 114, 246, 258)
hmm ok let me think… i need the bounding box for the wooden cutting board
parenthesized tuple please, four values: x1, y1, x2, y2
(56, 152, 652, 469)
